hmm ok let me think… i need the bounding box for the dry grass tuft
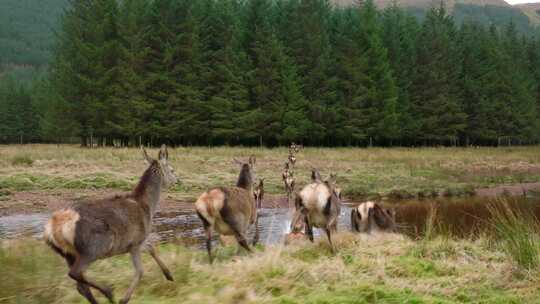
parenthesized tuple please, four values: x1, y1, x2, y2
(1, 232, 539, 303)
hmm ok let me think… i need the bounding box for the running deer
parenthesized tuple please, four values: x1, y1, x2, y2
(293, 170, 342, 252)
(350, 202, 396, 234)
(289, 142, 303, 154)
(282, 162, 295, 204)
(253, 178, 265, 209)
(44, 145, 178, 304)
(195, 156, 259, 263)
(288, 152, 297, 166)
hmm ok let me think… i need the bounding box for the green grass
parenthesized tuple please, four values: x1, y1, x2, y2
(11, 155, 33, 167)
(487, 201, 540, 270)
(0, 173, 132, 191)
(1, 233, 537, 304)
(1, 145, 540, 202)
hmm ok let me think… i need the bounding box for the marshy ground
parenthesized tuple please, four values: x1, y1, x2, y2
(1, 145, 540, 303)
(1, 145, 540, 215)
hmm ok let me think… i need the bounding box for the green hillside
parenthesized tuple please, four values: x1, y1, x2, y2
(0, 0, 66, 80)
(0, 0, 537, 79)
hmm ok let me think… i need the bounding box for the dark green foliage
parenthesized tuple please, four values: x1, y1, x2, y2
(1, 0, 540, 146)
(0, 0, 66, 67)
(411, 5, 467, 145)
(0, 77, 40, 143)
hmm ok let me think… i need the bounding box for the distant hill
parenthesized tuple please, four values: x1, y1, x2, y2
(0, 0, 67, 81)
(332, 0, 510, 9)
(0, 0, 537, 83)
(333, 0, 535, 31)
(516, 2, 540, 25)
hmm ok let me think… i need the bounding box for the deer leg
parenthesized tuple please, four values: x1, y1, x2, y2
(234, 231, 252, 253)
(252, 213, 260, 246)
(119, 248, 144, 304)
(325, 228, 336, 254)
(206, 228, 214, 264)
(305, 217, 314, 242)
(69, 256, 114, 303)
(196, 210, 214, 264)
(220, 205, 252, 253)
(147, 246, 173, 281)
(77, 282, 98, 304)
(56, 250, 97, 304)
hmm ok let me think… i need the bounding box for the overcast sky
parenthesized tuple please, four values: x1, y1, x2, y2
(506, 0, 540, 4)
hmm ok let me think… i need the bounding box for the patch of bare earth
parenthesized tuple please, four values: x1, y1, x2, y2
(475, 182, 540, 197)
(0, 190, 290, 216)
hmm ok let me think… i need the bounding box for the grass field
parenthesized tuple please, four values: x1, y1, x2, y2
(1, 145, 540, 206)
(1, 231, 539, 304)
(1, 145, 540, 303)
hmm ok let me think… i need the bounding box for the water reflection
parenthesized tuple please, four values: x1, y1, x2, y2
(1, 197, 539, 245)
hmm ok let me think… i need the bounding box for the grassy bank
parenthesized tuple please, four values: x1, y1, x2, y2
(1, 232, 539, 304)
(1, 145, 540, 203)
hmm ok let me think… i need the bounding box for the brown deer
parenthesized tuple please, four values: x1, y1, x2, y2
(350, 201, 396, 234)
(284, 208, 307, 245)
(294, 170, 342, 252)
(44, 145, 178, 304)
(289, 142, 303, 154)
(253, 178, 265, 209)
(195, 156, 259, 263)
(282, 162, 295, 204)
(288, 152, 297, 166)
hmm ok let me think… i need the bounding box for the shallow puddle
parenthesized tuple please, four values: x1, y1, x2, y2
(0, 207, 355, 246)
(1, 196, 539, 246)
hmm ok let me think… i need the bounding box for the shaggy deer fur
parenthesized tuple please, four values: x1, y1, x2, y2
(293, 170, 341, 252)
(44, 145, 178, 304)
(195, 156, 259, 263)
(282, 162, 295, 204)
(350, 201, 396, 233)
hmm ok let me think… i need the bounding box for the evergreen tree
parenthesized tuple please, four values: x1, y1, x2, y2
(382, 3, 419, 144)
(198, 0, 249, 145)
(356, 0, 399, 145)
(280, 0, 333, 145)
(411, 5, 467, 144)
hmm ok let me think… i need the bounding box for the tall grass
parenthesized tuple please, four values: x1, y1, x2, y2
(487, 200, 540, 270)
(1, 234, 537, 303)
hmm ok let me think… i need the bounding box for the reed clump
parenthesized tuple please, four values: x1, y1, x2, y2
(486, 200, 540, 270)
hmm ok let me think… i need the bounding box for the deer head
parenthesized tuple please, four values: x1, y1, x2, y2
(253, 178, 265, 208)
(142, 145, 178, 188)
(234, 155, 256, 190)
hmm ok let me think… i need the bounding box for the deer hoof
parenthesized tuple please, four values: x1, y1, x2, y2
(119, 299, 129, 304)
(164, 271, 174, 282)
(102, 286, 114, 303)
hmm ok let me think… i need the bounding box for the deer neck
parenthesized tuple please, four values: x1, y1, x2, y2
(236, 165, 253, 191)
(133, 162, 163, 215)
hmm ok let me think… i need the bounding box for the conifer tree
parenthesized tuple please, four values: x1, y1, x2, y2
(411, 4, 467, 144)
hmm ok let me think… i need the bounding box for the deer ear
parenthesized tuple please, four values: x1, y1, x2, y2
(326, 173, 337, 184)
(311, 169, 321, 182)
(249, 155, 256, 166)
(232, 158, 243, 165)
(158, 144, 168, 162)
(141, 146, 153, 164)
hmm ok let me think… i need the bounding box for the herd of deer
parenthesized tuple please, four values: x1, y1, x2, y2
(43, 144, 396, 304)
